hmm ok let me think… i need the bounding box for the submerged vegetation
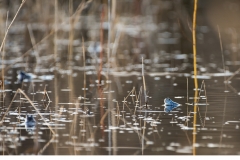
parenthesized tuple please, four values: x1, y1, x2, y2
(0, 0, 240, 155)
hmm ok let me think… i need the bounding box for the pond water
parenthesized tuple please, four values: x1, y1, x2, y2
(1, 0, 240, 156)
(1, 66, 240, 155)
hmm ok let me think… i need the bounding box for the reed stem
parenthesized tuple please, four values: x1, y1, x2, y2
(192, 0, 198, 156)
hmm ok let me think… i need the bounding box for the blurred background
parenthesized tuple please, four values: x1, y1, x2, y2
(1, 0, 240, 72)
(0, 0, 240, 155)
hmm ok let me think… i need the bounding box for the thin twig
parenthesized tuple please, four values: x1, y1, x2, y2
(0, 0, 26, 53)
(142, 58, 148, 108)
(217, 25, 227, 89)
(0, 89, 56, 135)
(82, 37, 86, 105)
(203, 81, 208, 128)
(0, 1, 88, 75)
(225, 68, 240, 82)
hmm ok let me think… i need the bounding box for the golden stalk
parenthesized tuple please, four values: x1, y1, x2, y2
(192, 0, 198, 156)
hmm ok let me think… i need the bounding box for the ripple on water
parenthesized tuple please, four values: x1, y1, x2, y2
(176, 146, 192, 154)
(154, 77, 160, 80)
(146, 141, 154, 145)
(207, 143, 234, 148)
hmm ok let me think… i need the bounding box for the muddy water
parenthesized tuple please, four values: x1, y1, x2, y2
(1, 66, 240, 155)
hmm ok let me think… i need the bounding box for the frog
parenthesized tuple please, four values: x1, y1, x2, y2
(164, 98, 180, 113)
(25, 114, 36, 129)
(164, 98, 180, 106)
(17, 71, 32, 83)
(25, 114, 36, 133)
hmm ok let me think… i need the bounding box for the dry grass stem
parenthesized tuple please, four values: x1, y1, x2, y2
(142, 58, 148, 108)
(0, 89, 56, 135)
(192, 0, 198, 155)
(0, 0, 26, 53)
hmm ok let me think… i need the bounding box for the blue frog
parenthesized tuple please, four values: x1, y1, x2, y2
(25, 115, 36, 132)
(164, 98, 180, 106)
(164, 98, 180, 113)
(17, 71, 32, 83)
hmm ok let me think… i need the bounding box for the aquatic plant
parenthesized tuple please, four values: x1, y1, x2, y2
(192, 0, 198, 155)
(0, 88, 56, 135)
